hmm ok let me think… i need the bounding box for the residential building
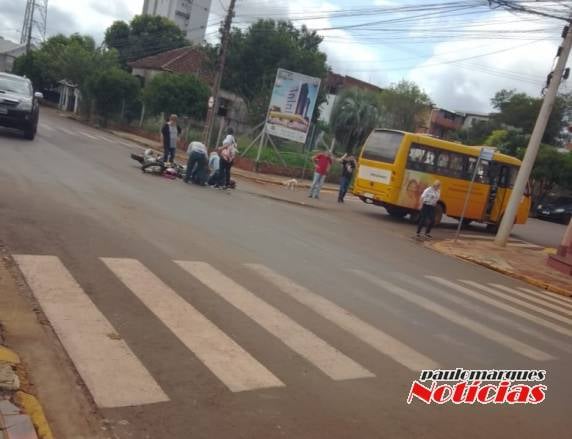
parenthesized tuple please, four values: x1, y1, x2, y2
(319, 72, 383, 123)
(0, 37, 26, 72)
(417, 108, 466, 139)
(57, 80, 80, 114)
(128, 46, 248, 130)
(461, 112, 490, 130)
(142, 0, 212, 44)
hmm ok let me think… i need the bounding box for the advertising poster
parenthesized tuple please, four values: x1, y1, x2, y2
(265, 68, 321, 143)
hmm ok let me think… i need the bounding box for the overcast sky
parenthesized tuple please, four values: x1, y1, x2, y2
(1, 0, 570, 113)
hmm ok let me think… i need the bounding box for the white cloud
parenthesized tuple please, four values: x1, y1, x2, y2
(407, 10, 569, 112)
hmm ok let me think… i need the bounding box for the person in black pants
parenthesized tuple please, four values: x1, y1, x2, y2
(184, 141, 208, 184)
(337, 153, 356, 203)
(416, 180, 441, 239)
(160, 114, 181, 163)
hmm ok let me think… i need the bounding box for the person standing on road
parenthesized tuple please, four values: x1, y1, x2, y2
(161, 114, 181, 163)
(184, 141, 208, 184)
(416, 180, 441, 239)
(308, 150, 333, 199)
(337, 152, 356, 203)
(222, 128, 238, 188)
(207, 150, 220, 186)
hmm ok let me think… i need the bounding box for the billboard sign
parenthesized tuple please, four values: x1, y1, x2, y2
(265, 68, 321, 143)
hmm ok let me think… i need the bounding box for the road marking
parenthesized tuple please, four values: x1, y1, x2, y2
(490, 284, 572, 317)
(518, 286, 572, 309)
(247, 264, 438, 371)
(96, 135, 114, 143)
(39, 123, 54, 131)
(58, 127, 76, 136)
(461, 281, 572, 325)
(428, 277, 572, 338)
(393, 273, 572, 354)
(352, 270, 553, 361)
(119, 141, 133, 147)
(176, 261, 374, 381)
(80, 131, 99, 140)
(102, 258, 283, 392)
(14, 255, 168, 408)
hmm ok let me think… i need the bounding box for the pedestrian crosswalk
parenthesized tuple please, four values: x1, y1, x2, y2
(12, 254, 572, 409)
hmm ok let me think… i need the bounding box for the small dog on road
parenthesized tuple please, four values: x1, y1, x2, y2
(282, 178, 298, 191)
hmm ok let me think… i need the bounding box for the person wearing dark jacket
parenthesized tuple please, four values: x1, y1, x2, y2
(160, 114, 181, 163)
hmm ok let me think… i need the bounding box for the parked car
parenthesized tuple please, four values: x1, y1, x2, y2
(0, 72, 42, 140)
(536, 196, 572, 224)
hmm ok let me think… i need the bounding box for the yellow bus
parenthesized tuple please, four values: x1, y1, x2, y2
(353, 129, 531, 230)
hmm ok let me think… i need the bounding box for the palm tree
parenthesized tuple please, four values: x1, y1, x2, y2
(330, 87, 381, 154)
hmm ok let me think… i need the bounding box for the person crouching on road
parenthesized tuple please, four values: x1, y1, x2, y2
(185, 141, 208, 185)
(161, 114, 181, 163)
(308, 150, 333, 199)
(338, 152, 356, 203)
(207, 151, 220, 186)
(416, 180, 441, 239)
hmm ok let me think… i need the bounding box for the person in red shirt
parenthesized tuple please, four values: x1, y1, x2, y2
(308, 151, 333, 199)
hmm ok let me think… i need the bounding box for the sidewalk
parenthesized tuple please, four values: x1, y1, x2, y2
(430, 239, 572, 297)
(109, 130, 339, 191)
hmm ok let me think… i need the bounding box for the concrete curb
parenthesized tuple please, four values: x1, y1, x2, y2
(15, 391, 54, 439)
(430, 241, 572, 298)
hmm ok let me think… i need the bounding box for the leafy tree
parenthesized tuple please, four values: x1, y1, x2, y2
(454, 119, 499, 145)
(104, 15, 188, 63)
(222, 19, 329, 122)
(330, 87, 380, 154)
(484, 128, 529, 157)
(143, 73, 209, 120)
(529, 145, 571, 204)
(491, 89, 565, 145)
(378, 80, 432, 132)
(86, 68, 140, 124)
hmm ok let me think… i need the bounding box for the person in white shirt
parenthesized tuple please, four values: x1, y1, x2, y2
(416, 180, 441, 239)
(184, 141, 208, 184)
(207, 151, 220, 186)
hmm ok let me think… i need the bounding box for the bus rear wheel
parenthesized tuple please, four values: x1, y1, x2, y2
(386, 206, 408, 218)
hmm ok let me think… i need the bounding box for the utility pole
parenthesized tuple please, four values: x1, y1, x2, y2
(494, 18, 572, 246)
(203, 0, 237, 147)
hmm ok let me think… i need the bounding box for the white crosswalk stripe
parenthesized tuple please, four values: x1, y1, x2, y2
(14, 255, 169, 408)
(393, 273, 572, 354)
(247, 264, 438, 371)
(461, 280, 572, 325)
(13, 254, 565, 410)
(489, 283, 572, 317)
(516, 286, 572, 310)
(176, 261, 375, 381)
(102, 258, 283, 392)
(352, 271, 553, 361)
(428, 276, 572, 337)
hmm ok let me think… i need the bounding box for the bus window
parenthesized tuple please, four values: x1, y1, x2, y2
(449, 154, 465, 178)
(466, 157, 490, 183)
(362, 131, 404, 163)
(437, 152, 450, 172)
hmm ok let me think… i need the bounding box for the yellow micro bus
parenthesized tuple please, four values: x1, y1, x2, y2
(353, 129, 531, 230)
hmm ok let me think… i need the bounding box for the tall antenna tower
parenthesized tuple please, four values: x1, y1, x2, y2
(20, 0, 49, 52)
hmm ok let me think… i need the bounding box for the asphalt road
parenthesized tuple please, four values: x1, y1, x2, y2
(1, 109, 571, 439)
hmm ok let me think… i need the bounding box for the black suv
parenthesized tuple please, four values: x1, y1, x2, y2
(536, 196, 572, 224)
(0, 72, 42, 140)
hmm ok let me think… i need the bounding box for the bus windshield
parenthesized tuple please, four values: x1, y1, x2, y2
(362, 131, 404, 163)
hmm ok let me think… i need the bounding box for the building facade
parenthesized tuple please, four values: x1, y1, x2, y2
(0, 37, 26, 72)
(142, 0, 212, 44)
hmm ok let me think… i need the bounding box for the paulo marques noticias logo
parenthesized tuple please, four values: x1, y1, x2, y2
(407, 368, 547, 405)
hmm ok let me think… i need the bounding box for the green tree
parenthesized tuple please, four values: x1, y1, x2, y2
(491, 89, 565, 145)
(104, 15, 188, 63)
(378, 80, 432, 132)
(143, 73, 210, 120)
(222, 19, 329, 122)
(86, 68, 140, 124)
(529, 145, 570, 204)
(484, 128, 529, 157)
(330, 88, 381, 154)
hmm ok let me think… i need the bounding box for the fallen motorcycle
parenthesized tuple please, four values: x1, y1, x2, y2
(130, 149, 186, 179)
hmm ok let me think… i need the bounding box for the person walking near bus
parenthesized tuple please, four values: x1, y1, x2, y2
(416, 180, 441, 239)
(308, 150, 333, 199)
(337, 152, 356, 203)
(160, 114, 181, 163)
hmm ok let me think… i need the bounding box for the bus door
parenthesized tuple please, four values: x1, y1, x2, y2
(485, 163, 510, 222)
